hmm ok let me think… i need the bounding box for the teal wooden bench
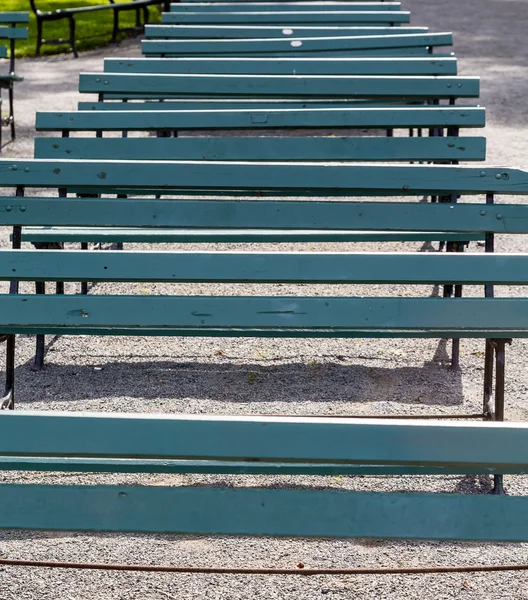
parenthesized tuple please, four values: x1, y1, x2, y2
(1, 414, 528, 541)
(141, 32, 453, 57)
(0, 13, 29, 146)
(146, 24, 429, 38)
(160, 9, 411, 24)
(102, 55, 459, 76)
(2, 159, 528, 447)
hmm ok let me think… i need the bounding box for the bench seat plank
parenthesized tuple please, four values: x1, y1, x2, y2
(0, 484, 527, 541)
(34, 137, 486, 162)
(171, 3, 403, 12)
(104, 56, 458, 75)
(1, 198, 519, 232)
(0, 250, 524, 284)
(0, 13, 30, 24)
(39, 107, 487, 130)
(141, 33, 453, 57)
(146, 25, 428, 38)
(161, 10, 411, 24)
(0, 27, 28, 40)
(79, 72, 476, 98)
(2, 412, 528, 467)
(0, 295, 527, 337)
(20, 227, 484, 243)
(0, 161, 523, 195)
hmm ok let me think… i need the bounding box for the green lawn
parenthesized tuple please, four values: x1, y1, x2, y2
(2, 0, 161, 57)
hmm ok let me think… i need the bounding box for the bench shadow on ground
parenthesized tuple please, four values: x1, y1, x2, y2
(13, 337, 463, 408)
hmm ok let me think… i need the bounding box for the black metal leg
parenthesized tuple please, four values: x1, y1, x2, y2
(69, 16, 78, 58)
(33, 281, 46, 371)
(112, 9, 119, 43)
(9, 83, 15, 140)
(1, 334, 16, 409)
(491, 339, 509, 495)
(483, 338, 494, 420)
(36, 18, 43, 56)
(81, 242, 89, 295)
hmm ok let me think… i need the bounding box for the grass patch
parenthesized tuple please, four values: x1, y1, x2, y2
(1, 0, 161, 58)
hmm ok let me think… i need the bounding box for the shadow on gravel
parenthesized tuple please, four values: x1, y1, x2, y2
(13, 339, 464, 409)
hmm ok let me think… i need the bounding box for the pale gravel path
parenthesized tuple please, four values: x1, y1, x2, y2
(0, 1, 528, 598)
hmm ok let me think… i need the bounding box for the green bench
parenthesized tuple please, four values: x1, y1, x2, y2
(141, 31, 453, 56)
(0, 13, 29, 145)
(1, 414, 528, 540)
(29, 0, 170, 58)
(3, 159, 528, 441)
(102, 55, 459, 76)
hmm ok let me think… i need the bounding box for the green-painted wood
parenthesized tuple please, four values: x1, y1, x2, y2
(0, 13, 30, 24)
(1, 198, 518, 232)
(77, 101, 476, 116)
(2, 457, 517, 476)
(0, 295, 527, 337)
(161, 10, 411, 24)
(79, 73, 476, 99)
(140, 33, 453, 56)
(0, 27, 28, 40)
(104, 56, 459, 76)
(2, 485, 528, 540)
(38, 107, 487, 130)
(142, 45, 440, 57)
(4, 412, 528, 468)
(0, 47, 7, 59)
(1, 250, 522, 284)
(34, 137, 486, 162)
(19, 227, 484, 243)
(171, 3, 403, 12)
(147, 25, 428, 39)
(0, 161, 524, 195)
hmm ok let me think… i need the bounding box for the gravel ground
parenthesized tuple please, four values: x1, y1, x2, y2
(1, 0, 528, 598)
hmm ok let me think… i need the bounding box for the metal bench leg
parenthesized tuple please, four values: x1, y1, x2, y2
(8, 82, 15, 141)
(33, 282, 46, 371)
(112, 9, 119, 43)
(36, 17, 43, 57)
(490, 339, 511, 495)
(81, 242, 89, 295)
(69, 16, 78, 58)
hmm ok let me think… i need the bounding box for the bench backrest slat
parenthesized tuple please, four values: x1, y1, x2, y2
(147, 25, 428, 38)
(171, 3, 403, 12)
(161, 10, 411, 24)
(0, 161, 522, 194)
(104, 56, 458, 75)
(0, 13, 30, 24)
(34, 136, 487, 162)
(0, 26, 28, 40)
(78, 73, 478, 98)
(0, 198, 522, 232)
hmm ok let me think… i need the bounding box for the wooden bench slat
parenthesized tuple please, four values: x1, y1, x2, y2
(0, 457, 522, 476)
(34, 137, 486, 162)
(0, 295, 527, 337)
(39, 107, 487, 130)
(142, 46, 443, 57)
(3, 198, 519, 232)
(146, 25, 428, 38)
(171, 3, 403, 12)
(0, 161, 523, 195)
(2, 250, 524, 284)
(0, 13, 30, 24)
(0, 485, 527, 541)
(0, 27, 28, 40)
(161, 10, 412, 24)
(19, 228, 484, 243)
(2, 412, 528, 467)
(79, 72, 477, 98)
(141, 33, 454, 56)
(0, 47, 7, 59)
(104, 56, 458, 75)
